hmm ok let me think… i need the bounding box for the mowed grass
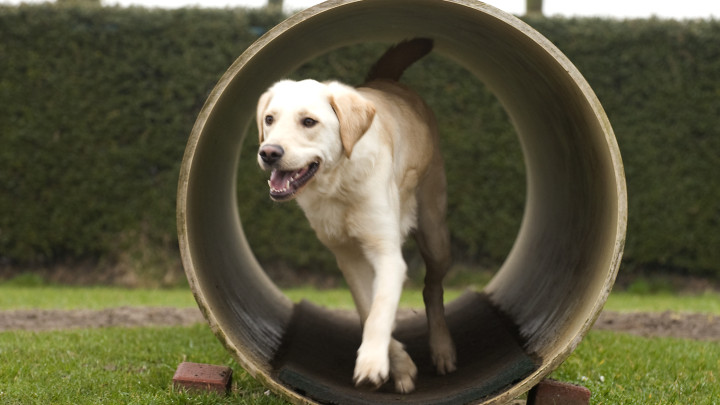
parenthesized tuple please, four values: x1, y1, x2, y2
(0, 286, 197, 310)
(2, 283, 719, 314)
(1, 284, 719, 404)
(604, 291, 720, 314)
(2, 321, 718, 404)
(0, 325, 279, 405)
(552, 331, 719, 404)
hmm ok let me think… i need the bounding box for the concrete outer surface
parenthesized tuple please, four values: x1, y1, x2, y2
(177, 0, 627, 404)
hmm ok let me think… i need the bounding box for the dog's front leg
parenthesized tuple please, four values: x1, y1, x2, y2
(353, 251, 407, 388)
(334, 245, 417, 393)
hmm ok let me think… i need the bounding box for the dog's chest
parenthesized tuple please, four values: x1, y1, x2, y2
(297, 196, 352, 245)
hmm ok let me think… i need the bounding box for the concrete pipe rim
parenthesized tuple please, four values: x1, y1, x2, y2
(177, 0, 627, 404)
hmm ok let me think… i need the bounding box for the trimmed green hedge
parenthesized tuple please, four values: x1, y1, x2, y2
(0, 5, 282, 280)
(1, 5, 718, 281)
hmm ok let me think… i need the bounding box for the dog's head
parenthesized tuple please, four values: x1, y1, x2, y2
(256, 79, 375, 201)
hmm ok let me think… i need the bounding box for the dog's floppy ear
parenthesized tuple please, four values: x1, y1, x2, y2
(328, 83, 375, 158)
(256, 90, 273, 143)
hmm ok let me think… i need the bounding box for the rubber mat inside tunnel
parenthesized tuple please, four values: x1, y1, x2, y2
(272, 292, 538, 405)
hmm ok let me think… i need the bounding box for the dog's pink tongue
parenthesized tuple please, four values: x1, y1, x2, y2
(269, 169, 295, 190)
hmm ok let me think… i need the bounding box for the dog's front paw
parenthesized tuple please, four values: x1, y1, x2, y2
(353, 344, 390, 389)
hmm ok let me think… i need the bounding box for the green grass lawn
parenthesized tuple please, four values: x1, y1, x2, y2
(1, 284, 718, 404)
(0, 286, 197, 310)
(2, 284, 719, 314)
(0, 325, 278, 405)
(604, 291, 720, 314)
(552, 331, 719, 404)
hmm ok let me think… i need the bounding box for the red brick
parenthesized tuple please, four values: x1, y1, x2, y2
(172, 362, 232, 395)
(528, 379, 591, 405)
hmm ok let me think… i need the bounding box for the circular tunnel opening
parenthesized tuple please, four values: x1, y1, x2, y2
(177, 1, 627, 404)
(236, 41, 525, 305)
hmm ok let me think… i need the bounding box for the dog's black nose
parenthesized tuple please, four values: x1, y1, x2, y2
(259, 144, 284, 165)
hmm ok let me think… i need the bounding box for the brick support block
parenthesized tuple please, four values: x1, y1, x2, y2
(172, 362, 232, 395)
(527, 379, 591, 405)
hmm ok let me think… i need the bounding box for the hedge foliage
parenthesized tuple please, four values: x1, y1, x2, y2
(0, 4, 283, 280)
(0, 5, 718, 281)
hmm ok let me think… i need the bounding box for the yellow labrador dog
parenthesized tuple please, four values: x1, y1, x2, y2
(256, 39, 455, 393)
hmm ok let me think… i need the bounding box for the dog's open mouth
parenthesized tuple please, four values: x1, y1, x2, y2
(267, 161, 320, 201)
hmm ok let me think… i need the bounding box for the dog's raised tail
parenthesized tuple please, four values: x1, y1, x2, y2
(365, 38, 434, 82)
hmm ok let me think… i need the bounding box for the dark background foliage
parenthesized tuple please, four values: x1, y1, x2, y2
(1, 5, 718, 283)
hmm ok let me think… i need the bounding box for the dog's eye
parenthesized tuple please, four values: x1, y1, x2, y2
(302, 118, 317, 128)
(265, 115, 274, 126)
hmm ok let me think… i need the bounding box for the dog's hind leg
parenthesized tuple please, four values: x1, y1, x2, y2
(415, 158, 457, 375)
(333, 245, 418, 393)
